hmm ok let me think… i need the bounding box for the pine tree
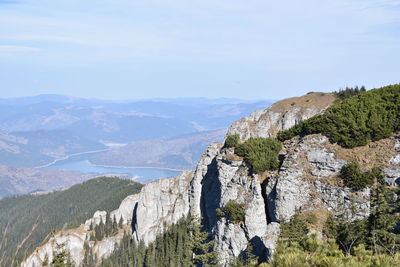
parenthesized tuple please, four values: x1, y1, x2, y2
(369, 184, 400, 255)
(336, 217, 368, 255)
(191, 222, 218, 266)
(83, 241, 96, 267)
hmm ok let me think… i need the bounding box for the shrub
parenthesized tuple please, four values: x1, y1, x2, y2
(235, 137, 282, 173)
(340, 162, 374, 190)
(280, 214, 309, 246)
(215, 207, 225, 218)
(323, 214, 339, 239)
(216, 200, 245, 224)
(224, 134, 240, 148)
(277, 84, 400, 148)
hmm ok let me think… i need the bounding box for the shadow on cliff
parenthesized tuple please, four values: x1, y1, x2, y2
(131, 202, 139, 241)
(200, 156, 221, 231)
(238, 236, 268, 263)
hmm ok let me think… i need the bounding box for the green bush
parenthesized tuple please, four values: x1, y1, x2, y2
(280, 214, 309, 246)
(224, 134, 240, 148)
(216, 200, 246, 223)
(340, 162, 374, 190)
(323, 214, 339, 239)
(277, 84, 400, 148)
(215, 207, 225, 218)
(235, 137, 282, 173)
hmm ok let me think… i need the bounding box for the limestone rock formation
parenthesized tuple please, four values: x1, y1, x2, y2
(264, 135, 370, 224)
(132, 171, 193, 245)
(226, 92, 335, 141)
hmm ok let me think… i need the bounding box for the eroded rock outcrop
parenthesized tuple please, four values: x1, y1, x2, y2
(265, 135, 370, 224)
(226, 92, 335, 141)
(132, 171, 193, 245)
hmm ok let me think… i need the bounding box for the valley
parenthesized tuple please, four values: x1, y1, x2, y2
(0, 96, 269, 198)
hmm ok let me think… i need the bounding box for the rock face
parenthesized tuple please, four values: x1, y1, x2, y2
(205, 155, 271, 264)
(21, 230, 88, 267)
(265, 135, 370, 224)
(22, 92, 400, 266)
(132, 171, 193, 245)
(226, 92, 335, 141)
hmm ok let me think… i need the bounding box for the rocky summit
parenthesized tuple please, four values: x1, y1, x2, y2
(22, 90, 400, 266)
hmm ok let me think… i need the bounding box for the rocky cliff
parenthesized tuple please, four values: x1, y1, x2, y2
(22, 92, 400, 266)
(226, 92, 335, 141)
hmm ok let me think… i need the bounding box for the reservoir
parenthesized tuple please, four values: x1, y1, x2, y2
(43, 152, 182, 183)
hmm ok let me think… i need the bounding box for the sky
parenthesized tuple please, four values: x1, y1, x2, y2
(0, 0, 399, 100)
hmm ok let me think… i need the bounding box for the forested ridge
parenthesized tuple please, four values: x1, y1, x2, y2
(278, 84, 400, 148)
(0, 177, 142, 267)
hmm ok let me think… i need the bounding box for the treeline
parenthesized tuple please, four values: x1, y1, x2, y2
(278, 84, 400, 148)
(101, 217, 217, 267)
(334, 86, 366, 100)
(89, 213, 123, 242)
(0, 177, 142, 267)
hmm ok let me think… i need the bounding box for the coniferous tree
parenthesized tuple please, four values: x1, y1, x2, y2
(191, 222, 218, 266)
(369, 183, 400, 255)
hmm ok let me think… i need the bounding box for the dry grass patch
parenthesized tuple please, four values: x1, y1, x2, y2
(222, 154, 242, 162)
(268, 92, 335, 113)
(329, 134, 398, 169)
(300, 208, 330, 232)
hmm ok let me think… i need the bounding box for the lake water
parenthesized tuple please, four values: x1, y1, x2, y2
(44, 153, 182, 183)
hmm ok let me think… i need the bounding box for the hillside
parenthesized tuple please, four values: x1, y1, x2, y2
(90, 129, 226, 169)
(0, 129, 106, 167)
(0, 177, 143, 266)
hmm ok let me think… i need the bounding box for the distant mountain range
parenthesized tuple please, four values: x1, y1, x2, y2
(0, 95, 272, 168)
(90, 128, 226, 170)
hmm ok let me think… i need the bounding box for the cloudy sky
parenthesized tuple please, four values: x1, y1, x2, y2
(0, 0, 399, 100)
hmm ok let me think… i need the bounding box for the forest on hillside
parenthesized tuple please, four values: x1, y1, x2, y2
(0, 177, 142, 267)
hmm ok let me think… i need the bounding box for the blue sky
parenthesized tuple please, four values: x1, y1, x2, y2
(0, 0, 399, 100)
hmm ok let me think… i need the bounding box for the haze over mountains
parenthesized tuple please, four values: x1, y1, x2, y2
(0, 94, 271, 168)
(0, 94, 272, 198)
